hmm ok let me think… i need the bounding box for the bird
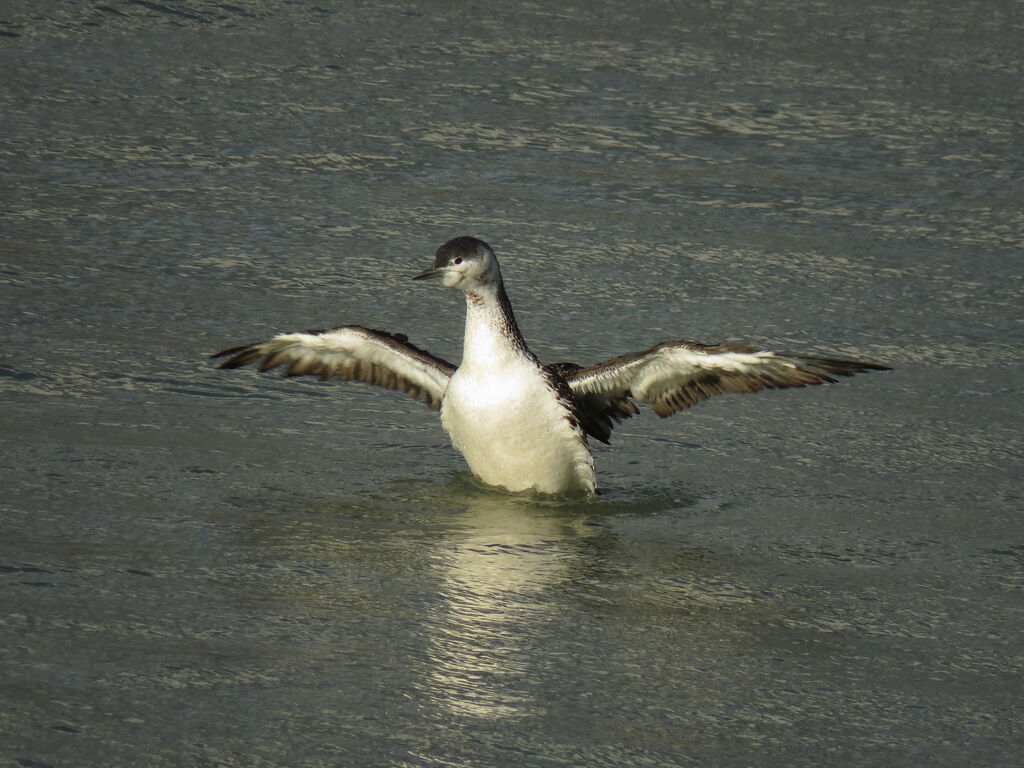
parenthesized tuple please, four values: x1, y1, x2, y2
(212, 236, 889, 496)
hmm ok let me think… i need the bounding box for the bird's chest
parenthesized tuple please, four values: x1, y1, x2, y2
(436, 317, 595, 494)
(441, 359, 557, 446)
(440, 359, 593, 495)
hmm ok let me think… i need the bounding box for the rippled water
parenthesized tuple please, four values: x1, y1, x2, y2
(2, 1, 1021, 766)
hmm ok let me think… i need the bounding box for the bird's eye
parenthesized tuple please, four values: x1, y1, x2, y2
(453, 257, 463, 265)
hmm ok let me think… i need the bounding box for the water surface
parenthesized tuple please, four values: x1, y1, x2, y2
(1, 1, 1021, 766)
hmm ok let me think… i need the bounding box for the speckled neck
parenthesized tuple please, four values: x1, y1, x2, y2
(461, 281, 531, 366)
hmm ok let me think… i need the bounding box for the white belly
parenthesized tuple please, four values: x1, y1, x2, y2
(440, 362, 596, 495)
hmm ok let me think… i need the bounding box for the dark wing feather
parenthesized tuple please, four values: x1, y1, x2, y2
(546, 362, 638, 443)
(212, 325, 455, 409)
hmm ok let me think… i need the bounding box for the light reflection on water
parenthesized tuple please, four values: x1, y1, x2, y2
(418, 491, 593, 720)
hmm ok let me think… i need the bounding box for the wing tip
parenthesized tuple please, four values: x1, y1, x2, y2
(808, 358, 893, 377)
(210, 344, 260, 369)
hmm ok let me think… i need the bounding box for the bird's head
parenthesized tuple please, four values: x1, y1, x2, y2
(413, 236, 501, 291)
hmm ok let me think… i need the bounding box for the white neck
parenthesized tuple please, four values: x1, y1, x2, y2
(460, 282, 531, 370)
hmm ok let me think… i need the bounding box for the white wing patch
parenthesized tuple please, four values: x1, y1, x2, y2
(628, 347, 773, 401)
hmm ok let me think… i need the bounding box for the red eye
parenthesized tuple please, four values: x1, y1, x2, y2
(453, 257, 463, 264)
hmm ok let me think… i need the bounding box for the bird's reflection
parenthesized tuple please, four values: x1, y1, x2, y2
(418, 482, 594, 720)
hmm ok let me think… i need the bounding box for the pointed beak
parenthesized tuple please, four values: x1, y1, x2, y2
(412, 266, 443, 281)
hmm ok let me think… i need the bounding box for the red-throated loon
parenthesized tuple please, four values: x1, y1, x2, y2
(213, 236, 888, 496)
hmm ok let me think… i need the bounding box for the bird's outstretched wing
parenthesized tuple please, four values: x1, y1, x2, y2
(557, 341, 889, 441)
(212, 325, 456, 410)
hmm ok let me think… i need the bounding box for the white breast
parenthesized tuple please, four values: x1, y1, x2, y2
(440, 355, 596, 495)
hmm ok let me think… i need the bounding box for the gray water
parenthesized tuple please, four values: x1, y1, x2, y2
(2, 1, 1021, 766)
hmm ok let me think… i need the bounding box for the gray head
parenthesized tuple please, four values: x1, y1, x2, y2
(413, 236, 502, 291)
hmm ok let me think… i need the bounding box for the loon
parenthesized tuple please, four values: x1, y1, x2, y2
(213, 236, 888, 495)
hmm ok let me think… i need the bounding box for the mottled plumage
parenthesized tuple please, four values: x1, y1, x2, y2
(214, 326, 454, 409)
